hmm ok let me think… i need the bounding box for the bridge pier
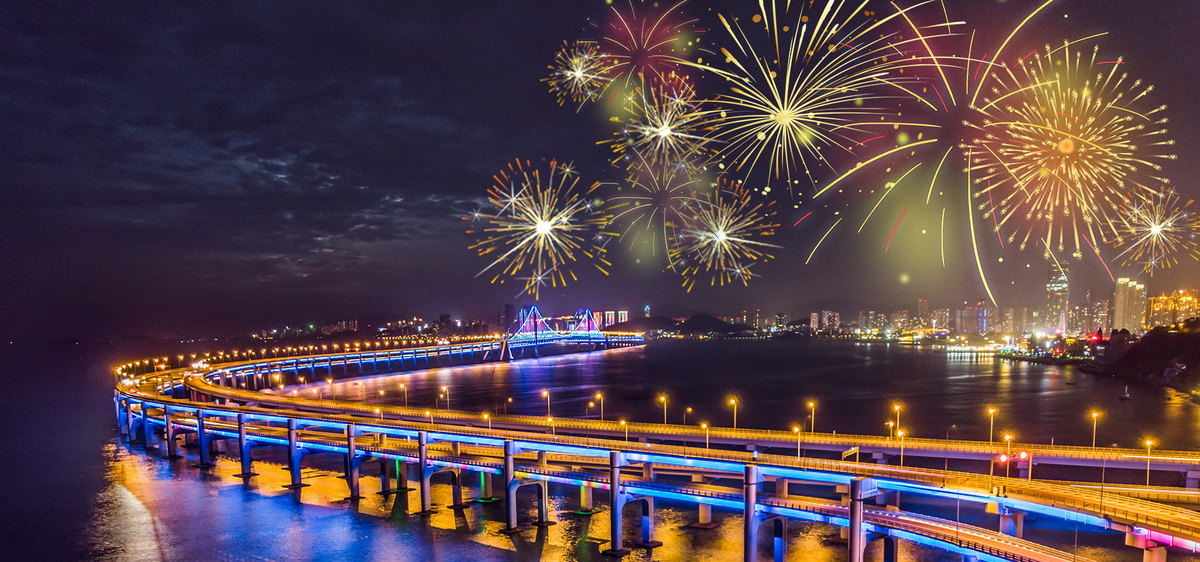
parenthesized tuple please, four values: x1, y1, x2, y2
(688, 475, 719, 529)
(572, 484, 597, 515)
(344, 424, 362, 500)
(1187, 470, 1200, 489)
(140, 403, 153, 450)
(774, 478, 792, 499)
(642, 462, 654, 481)
(162, 407, 180, 459)
(537, 450, 548, 468)
(233, 413, 257, 477)
(848, 477, 880, 562)
(988, 503, 1025, 538)
(283, 418, 309, 489)
(474, 471, 498, 503)
(124, 398, 137, 444)
(880, 535, 899, 562)
(872, 452, 892, 465)
(743, 464, 762, 562)
(602, 451, 630, 556)
(193, 410, 214, 468)
(417, 431, 434, 514)
(1127, 528, 1169, 562)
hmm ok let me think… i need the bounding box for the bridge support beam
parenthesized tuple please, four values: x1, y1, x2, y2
(1126, 529, 1169, 562)
(234, 413, 256, 477)
(125, 399, 137, 444)
(1187, 470, 1200, 489)
(140, 403, 153, 450)
(344, 424, 362, 500)
(283, 419, 309, 489)
(114, 392, 127, 437)
(602, 451, 630, 556)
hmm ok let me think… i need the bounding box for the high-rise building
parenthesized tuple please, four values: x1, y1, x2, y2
(604, 311, 616, 327)
(821, 311, 840, 331)
(1113, 278, 1147, 333)
(1044, 264, 1069, 333)
(810, 312, 820, 330)
(617, 310, 629, 323)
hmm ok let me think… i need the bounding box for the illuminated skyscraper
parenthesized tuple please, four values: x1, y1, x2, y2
(1113, 278, 1147, 333)
(1044, 264, 1069, 333)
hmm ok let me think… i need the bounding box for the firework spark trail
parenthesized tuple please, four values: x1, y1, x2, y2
(690, 1, 932, 188)
(544, 40, 615, 110)
(670, 182, 780, 291)
(1112, 188, 1200, 275)
(602, 0, 697, 94)
(467, 159, 613, 299)
(973, 42, 1176, 259)
(885, 207, 909, 253)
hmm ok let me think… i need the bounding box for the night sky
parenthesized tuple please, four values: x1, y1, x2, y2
(2, 1, 1198, 342)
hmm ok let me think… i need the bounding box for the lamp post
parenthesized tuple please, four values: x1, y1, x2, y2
(548, 417, 555, 438)
(945, 424, 957, 470)
(659, 395, 668, 424)
(1091, 411, 1101, 448)
(595, 393, 604, 420)
(1145, 439, 1154, 485)
(426, 410, 433, 426)
(586, 401, 594, 418)
(808, 401, 816, 433)
(684, 407, 692, 426)
(887, 421, 895, 439)
(729, 398, 738, 429)
(898, 429, 906, 466)
(1004, 434, 1013, 477)
(505, 397, 512, 415)
(893, 404, 902, 433)
(793, 426, 802, 460)
(542, 389, 551, 417)
(484, 413, 491, 430)
(401, 384, 408, 408)
(620, 419, 628, 441)
(442, 385, 449, 410)
(702, 422, 710, 448)
(987, 408, 996, 444)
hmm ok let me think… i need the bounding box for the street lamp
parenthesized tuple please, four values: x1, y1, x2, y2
(1091, 411, 1101, 448)
(808, 401, 816, 433)
(587, 401, 594, 418)
(987, 407, 996, 444)
(945, 424, 957, 470)
(659, 395, 668, 424)
(793, 426, 802, 460)
(702, 422, 710, 448)
(505, 397, 512, 415)
(442, 385, 449, 409)
(548, 417, 555, 438)
(1004, 434, 1013, 477)
(484, 413, 491, 430)
(595, 393, 604, 420)
(620, 419, 628, 441)
(426, 410, 433, 425)
(684, 407, 692, 426)
(898, 429, 906, 466)
(729, 398, 738, 429)
(887, 421, 895, 439)
(400, 384, 408, 407)
(1145, 439, 1154, 485)
(542, 389, 551, 417)
(893, 404, 902, 433)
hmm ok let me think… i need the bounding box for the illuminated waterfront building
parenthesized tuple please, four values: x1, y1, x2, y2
(1147, 290, 1198, 328)
(1044, 264, 1069, 334)
(1113, 278, 1147, 333)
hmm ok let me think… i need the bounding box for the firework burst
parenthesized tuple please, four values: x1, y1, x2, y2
(971, 42, 1176, 259)
(602, 0, 697, 94)
(670, 180, 780, 291)
(692, 1, 927, 188)
(1112, 188, 1200, 274)
(608, 152, 701, 260)
(544, 40, 615, 109)
(605, 74, 712, 170)
(467, 159, 614, 299)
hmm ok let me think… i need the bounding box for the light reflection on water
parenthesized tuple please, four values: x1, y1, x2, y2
(81, 340, 1200, 560)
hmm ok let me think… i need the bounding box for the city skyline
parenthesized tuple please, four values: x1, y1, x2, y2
(3, 0, 1199, 343)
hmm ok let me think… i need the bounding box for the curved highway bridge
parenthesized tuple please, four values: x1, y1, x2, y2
(113, 337, 1199, 561)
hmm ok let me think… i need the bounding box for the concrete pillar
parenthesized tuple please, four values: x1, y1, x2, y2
(195, 411, 213, 468)
(690, 474, 719, 529)
(642, 462, 654, 481)
(284, 418, 308, 489)
(533, 481, 553, 527)
(537, 450, 548, 468)
(140, 404, 153, 450)
(418, 431, 431, 513)
(1127, 530, 1169, 562)
(477, 471, 497, 502)
(163, 408, 179, 459)
(743, 464, 762, 562)
(603, 451, 629, 556)
(848, 477, 878, 562)
(379, 459, 392, 494)
(451, 441, 462, 457)
(872, 452, 890, 465)
(345, 424, 361, 500)
(1017, 460, 1030, 479)
(125, 399, 136, 444)
(573, 484, 597, 514)
(235, 413, 255, 477)
(1187, 470, 1200, 489)
(634, 497, 660, 547)
(114, 393, 126, 436)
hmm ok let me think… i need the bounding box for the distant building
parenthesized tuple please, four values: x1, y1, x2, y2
(1148, 289, 1198, 327)
(1044, 263, 1069, 333)
(1113, 278, 1147, 333)
(810, 312, 820, 330)
(821, 311, 840, 331)
(617, 310, 628, 324)
(604, 311, 615, 327)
